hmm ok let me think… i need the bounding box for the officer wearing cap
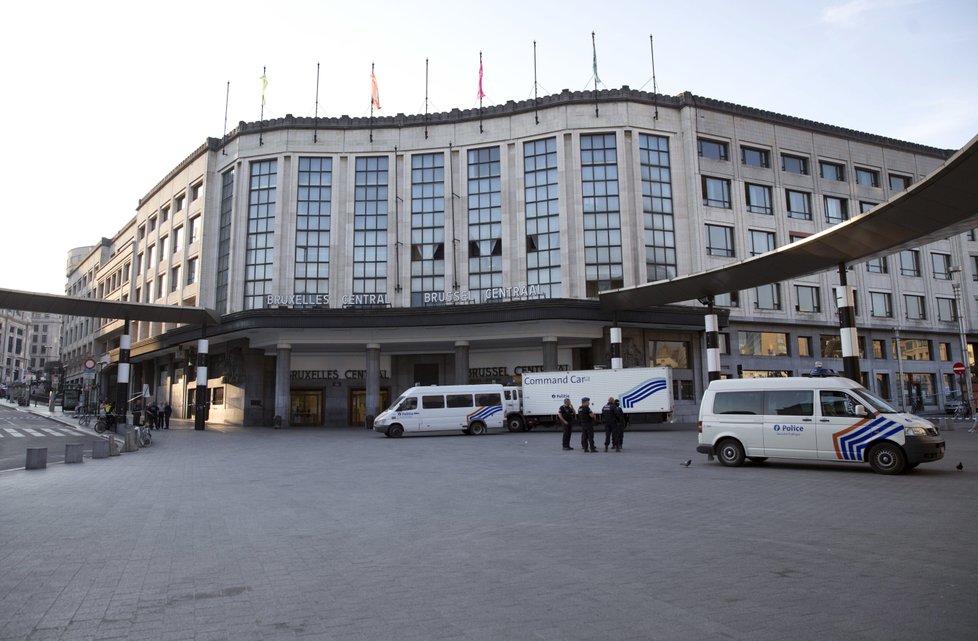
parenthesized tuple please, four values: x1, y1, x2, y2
(577, 397, 597, 452)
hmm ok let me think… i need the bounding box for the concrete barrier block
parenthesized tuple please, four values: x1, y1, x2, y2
(26, 447, 47, 470)
(64, 443, 84, 464)
(92, 439, 110, 459)
(123, 431, 138, 453)
(109, 438, 121, 456)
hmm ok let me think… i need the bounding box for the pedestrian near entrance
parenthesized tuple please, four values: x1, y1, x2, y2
(602, 397, 617, 451)
(557, 398, 575, 450)
(578, 397, 597, 452)
(147, 403, 160, 430)
(163, 402, 172, 429)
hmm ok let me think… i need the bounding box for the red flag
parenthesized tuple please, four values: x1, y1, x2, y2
(477, 60, 486, 101)
(371, 71, 381, 110)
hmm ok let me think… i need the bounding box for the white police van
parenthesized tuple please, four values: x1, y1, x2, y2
(373, 384, 519, 437)
(696, 376, 945, 474)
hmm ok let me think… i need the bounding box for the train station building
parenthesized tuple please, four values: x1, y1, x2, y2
(58, 87, 975, 426)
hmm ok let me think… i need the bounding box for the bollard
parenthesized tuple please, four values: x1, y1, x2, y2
(64, 443, 84, 464)
(109, 438, 121, 456)
(941, 417, 953, 431)
(26, 447, 48, 470)
(123, 429, 138, 453)
(92, 439, 110, 459)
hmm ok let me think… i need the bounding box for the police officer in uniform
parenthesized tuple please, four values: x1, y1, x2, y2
(612, 398, 625, 451)
(601, 397, 617, 452)
(557, 398, 575, 450)
(578, 397, 597, 453)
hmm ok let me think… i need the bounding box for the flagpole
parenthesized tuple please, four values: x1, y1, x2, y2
(649, 35, 659, 121)
(260, 66, 266, 146)
(533, 40, 539, 125)
(591, 32, 599, 118)
(314, 62, 321, 142)
(478, 51, 484, 134)
(370, 62, 375, 143)
(222, 80, 229, 156)
(425, 58, 429, 140)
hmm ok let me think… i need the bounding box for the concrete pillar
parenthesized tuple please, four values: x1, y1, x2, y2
(454, 341, 470, 384)
(26, 447, 47, 469)
(273, 344, 292, 427)
(705, 298, 721, 382)
(542, 336, 558, 372)
(92, 439, 110, 459)
(610, 327, 623, 370)
(64, 443, 84, 464)
(195, 338, 209, 430)
(366, 343, 381, 428)
(836, 264, 860, 382)
(115, 322, 131, 427)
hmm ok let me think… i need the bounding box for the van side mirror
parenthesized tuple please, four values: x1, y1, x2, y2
(855, 405, 867, 417)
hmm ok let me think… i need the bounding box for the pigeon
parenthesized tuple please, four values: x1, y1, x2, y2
(957, 462, 963, 472)
(681, 459, 692, 467)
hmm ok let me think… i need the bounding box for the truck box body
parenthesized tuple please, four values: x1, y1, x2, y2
(520, 368, 672, 421)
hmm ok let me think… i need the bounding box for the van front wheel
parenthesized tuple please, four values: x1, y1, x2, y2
(388, 424, 404, 438)
(716, 439, 746, 467)
(507, 416, 524, 432)
(867, 442, 905, 475)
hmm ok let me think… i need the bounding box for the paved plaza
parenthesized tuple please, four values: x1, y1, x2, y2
(1, 409, 977, 641)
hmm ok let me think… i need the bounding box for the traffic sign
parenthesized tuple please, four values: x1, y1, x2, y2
(953, 362, 967, 375)
(83, 358, 97, 371)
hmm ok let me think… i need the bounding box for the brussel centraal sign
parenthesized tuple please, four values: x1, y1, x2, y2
(266, 286, 545, 308)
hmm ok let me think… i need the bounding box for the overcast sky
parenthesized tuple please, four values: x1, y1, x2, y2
(1, 0, 975, 294)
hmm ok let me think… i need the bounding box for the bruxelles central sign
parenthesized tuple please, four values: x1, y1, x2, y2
(266, 285, 545, 309)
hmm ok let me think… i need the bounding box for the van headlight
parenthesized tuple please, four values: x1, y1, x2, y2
(905, 426, 929, 436)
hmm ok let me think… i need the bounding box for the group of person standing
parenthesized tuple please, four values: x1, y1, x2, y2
(556, 396, 626, 452)
(142, 402, 172, 429)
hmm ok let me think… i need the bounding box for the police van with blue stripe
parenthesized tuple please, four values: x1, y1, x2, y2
(373, 384, 519, 438)
(696, 375, 945, 474)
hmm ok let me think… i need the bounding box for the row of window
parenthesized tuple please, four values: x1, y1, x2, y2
(711, 283, 967, 322)
(730, 332, 960, 363)
(703, 176, 883, 223)
(136, 181, 202, 242)
(697, 138, 913, 190)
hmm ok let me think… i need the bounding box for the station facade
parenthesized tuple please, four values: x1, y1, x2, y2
(61, 88, 975, 426)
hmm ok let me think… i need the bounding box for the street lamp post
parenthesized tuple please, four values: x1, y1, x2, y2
(950, 267, 974, 415)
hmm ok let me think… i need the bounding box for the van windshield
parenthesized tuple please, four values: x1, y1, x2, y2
(851, 387, 898, 414)
(387, 395, 406, 411)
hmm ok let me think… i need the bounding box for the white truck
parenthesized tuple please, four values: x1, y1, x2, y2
(509, 367, 673, 430)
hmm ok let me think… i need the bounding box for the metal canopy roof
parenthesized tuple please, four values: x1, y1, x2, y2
(601, 133, 978, 311)
(0, 288, 220, 325)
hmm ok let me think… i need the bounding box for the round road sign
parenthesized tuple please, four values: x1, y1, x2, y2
(953, 362, 966, 375)
(83, 358, 97, 370)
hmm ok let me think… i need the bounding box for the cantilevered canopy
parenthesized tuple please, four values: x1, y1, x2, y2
(0, 288, 221, 325)
(601, 133, 978, 311)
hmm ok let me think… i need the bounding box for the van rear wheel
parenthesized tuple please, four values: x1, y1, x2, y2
(867, 442, 905, 475)
(470, 421, 487, 435)
(716, 439, 746, 467)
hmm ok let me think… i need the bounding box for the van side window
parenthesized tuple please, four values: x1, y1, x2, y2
(766, 390, 814, 416)
(819, 391, 857, 417)
(713, 391, 763, 415)
(446, 394, 474, 408)
(475, 393, 502, 406)
(422, 395, 445, 409)
(398, 397, 418, 411)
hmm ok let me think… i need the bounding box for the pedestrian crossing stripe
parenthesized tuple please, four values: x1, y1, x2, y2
(0, 427, 82, 438)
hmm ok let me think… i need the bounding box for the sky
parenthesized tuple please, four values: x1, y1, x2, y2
(1, 0, 976, 295)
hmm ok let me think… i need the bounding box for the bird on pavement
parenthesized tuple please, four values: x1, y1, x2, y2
(681, 459, 692, 467)
(957, 462, 964, 472)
